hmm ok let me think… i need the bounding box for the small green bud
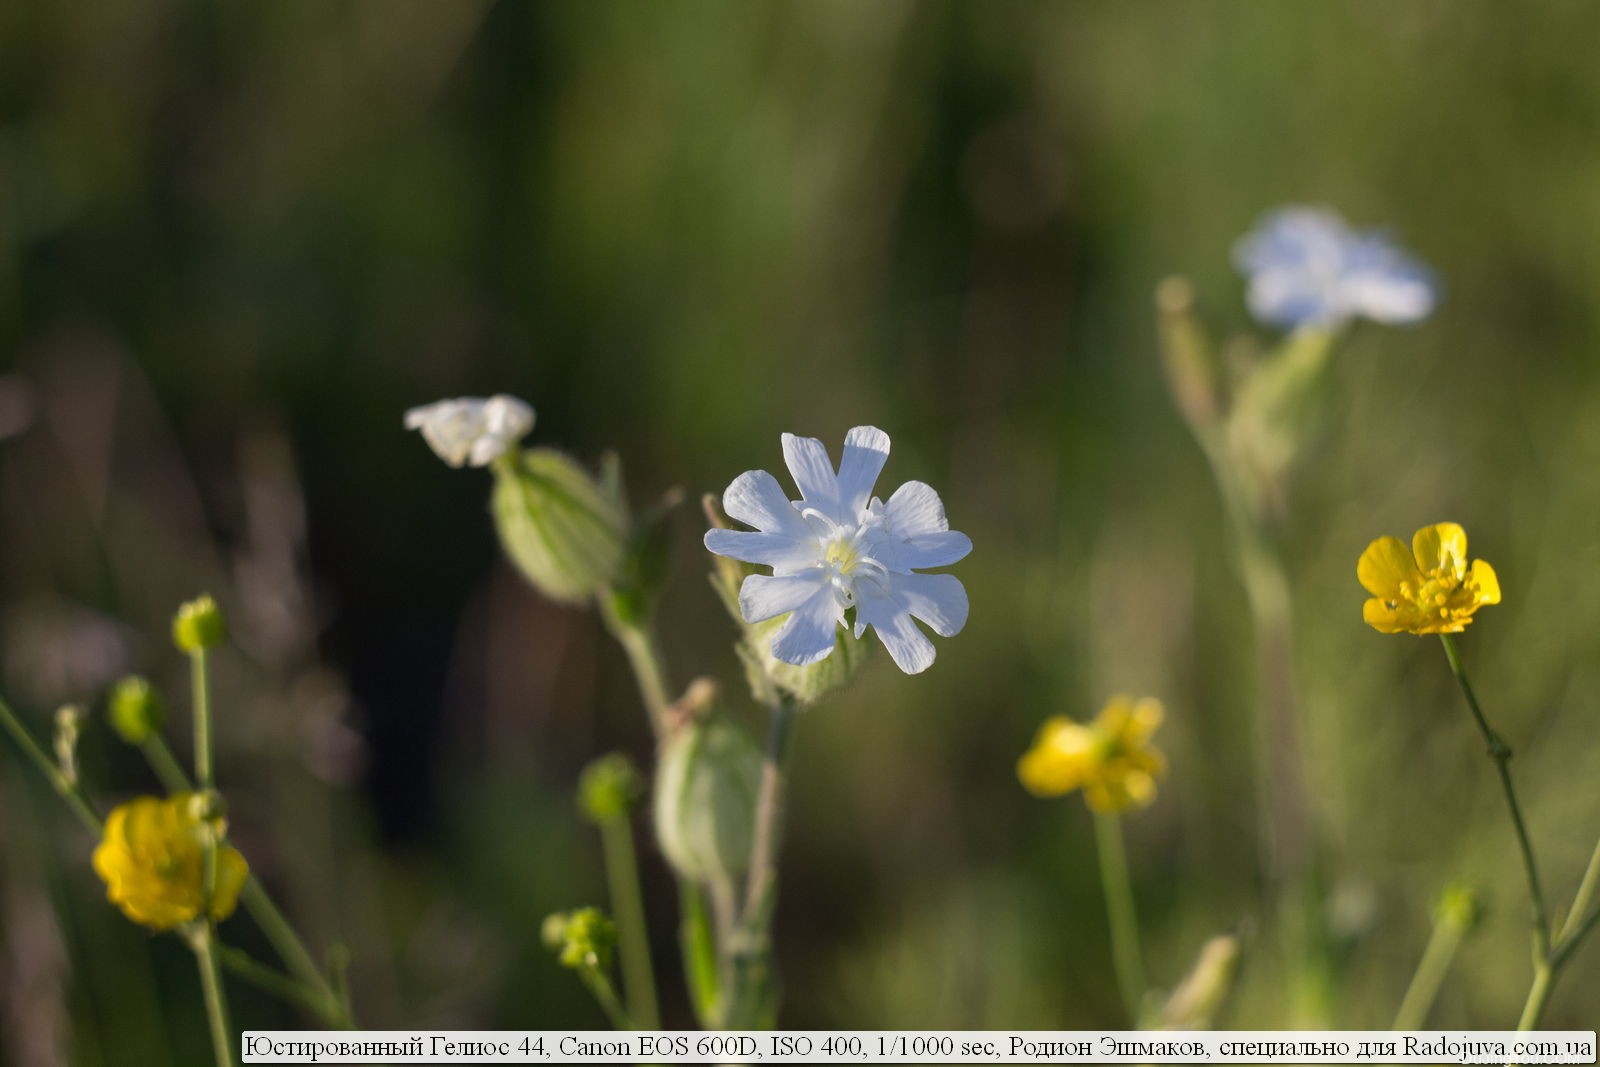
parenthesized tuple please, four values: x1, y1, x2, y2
(173, 594, 227, 654)
(1158, 933, 1241, 1030)
(54, 705, 84, 786)
(108, 676, 166, 745)
(653, 685, 762, 887)
(1434, 883, 1484, 935)
(185, 788, 228, 825)
(542, 907, 616, 970)
(491, 448, 626, 605)
(577, 753, 644, 824)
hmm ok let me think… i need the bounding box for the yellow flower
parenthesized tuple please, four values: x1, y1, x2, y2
(1017, 696, 1167, 813)
(91, 794, 248, 931)
(1358, 522, 1501, 635)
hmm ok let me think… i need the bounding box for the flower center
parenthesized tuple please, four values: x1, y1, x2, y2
(824, 535, 863, 575)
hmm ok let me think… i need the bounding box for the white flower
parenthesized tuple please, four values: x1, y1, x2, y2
(705, 426, 971, 675)
(404, 395, 535, 468)
(1233, 206, 1438, 330)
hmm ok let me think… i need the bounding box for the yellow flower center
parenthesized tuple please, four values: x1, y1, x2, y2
(824, 535, 862, 575)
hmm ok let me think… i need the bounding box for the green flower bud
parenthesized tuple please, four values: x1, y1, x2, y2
(491, 448, 626, 605)
(577, 753, 644, 824)
(741, 613, 869, 707)
(1158, 933, 1241, 1030)
(653, 689, 762, 887)
(1434, 883, 1484, 935)
(542, 907, 616, 970)
(172, 594, 227, 654)
(108, 676, 166, 745)
(54, 704, 84, 786)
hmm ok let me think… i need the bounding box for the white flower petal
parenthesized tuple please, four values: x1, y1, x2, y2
(835, 426, 890, 518)
(1341, 269, 1437, 324)
(769, 584, 844, 666)
(858, 603, 936, 674)
(853, 572, 967, 674)
(738, 570, 829, 624)
(406, 395, 534, 468)
(722, 470, 813, 540)
(892, 530, 973, 570)
(780, 433, 841, 517)
(704, 529, 817, 570)
(882, 480, 949, 537)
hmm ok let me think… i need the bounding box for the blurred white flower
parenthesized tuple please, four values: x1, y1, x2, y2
(1234, 206, 1438, 330)
(404, 395, 534, 468)
(705, 426, 971, 675)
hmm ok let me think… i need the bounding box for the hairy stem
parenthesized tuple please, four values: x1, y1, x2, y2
(600, 816, 659, 1028)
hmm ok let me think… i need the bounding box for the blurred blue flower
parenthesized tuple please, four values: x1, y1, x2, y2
(1233, 206, 1438, 330)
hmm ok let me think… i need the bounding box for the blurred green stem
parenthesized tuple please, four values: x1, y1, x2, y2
(188, 648, 221, 911)
(0, 692, 101, 834)
(1516, 835, 1600, 1030)
(727, 694, 798, 1027)
(598, 599, 669, 740)
(1093, 811, 1146, 1025)
(1392, 910, 1466, 1029)
(578, 967, 633, 1030)
(143, 735, 191, 794)
(190, 925, 236, 1067)
(216, 944, 325, 1018)
(599, 815, 660, 1028)
(679, 883, 723, 1027)
(1437, 635, 1549, 958)
(239, 880, 355, 1028)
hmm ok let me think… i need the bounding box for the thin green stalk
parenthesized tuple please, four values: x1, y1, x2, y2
(191, 927, 236, 1067)
(1437, 635, 1549, 958)
(577, 967, 633, 1030)
(1516, 963, 1555, 1032)
(600, 816, 659, 1029)
(142, 736, 192, 795)
(238, 880, 355, 1028)
(1093, 811, 1146, 1025)
(1557, 835, 1600, 947)
(597, 601, 670, 739)
(192, 648, 214, 791)
(679, 881, 723, 1027)
(1392, 914, 1466, 1029)
(727, 695, 798, 1027)
(0, 692, 102, 834)
(216, 945, 328, 1018)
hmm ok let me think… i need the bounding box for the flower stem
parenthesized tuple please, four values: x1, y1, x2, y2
(1093, 811, 1146, 1025)
(238, 879, 355, 1028)
(191, 925, 236, 1067)
(597, 600, 670, 740)
(600, 815, 660, 1029)
(192, 648, 215, 791)
(216, 944, 330, 1019)
(727, 694, 798, 1027)
(0, 691, 102, 835)
(1556, 834, 1600, 948)
(1437, 634, 1550, 959)
(143, 735, 192, 794)
(1392, 910, 1466, 1029)
(577, 967, 633, 1030)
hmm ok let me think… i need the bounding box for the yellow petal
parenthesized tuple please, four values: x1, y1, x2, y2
(1126, 698, 1165, 746)
(1357, 536, 1420, 598)
(209, 847, 250, 922)
(1363, 597, 1419, 634)
(1471, 558, 1501, 605)
(1413, 523, 1467, 580)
